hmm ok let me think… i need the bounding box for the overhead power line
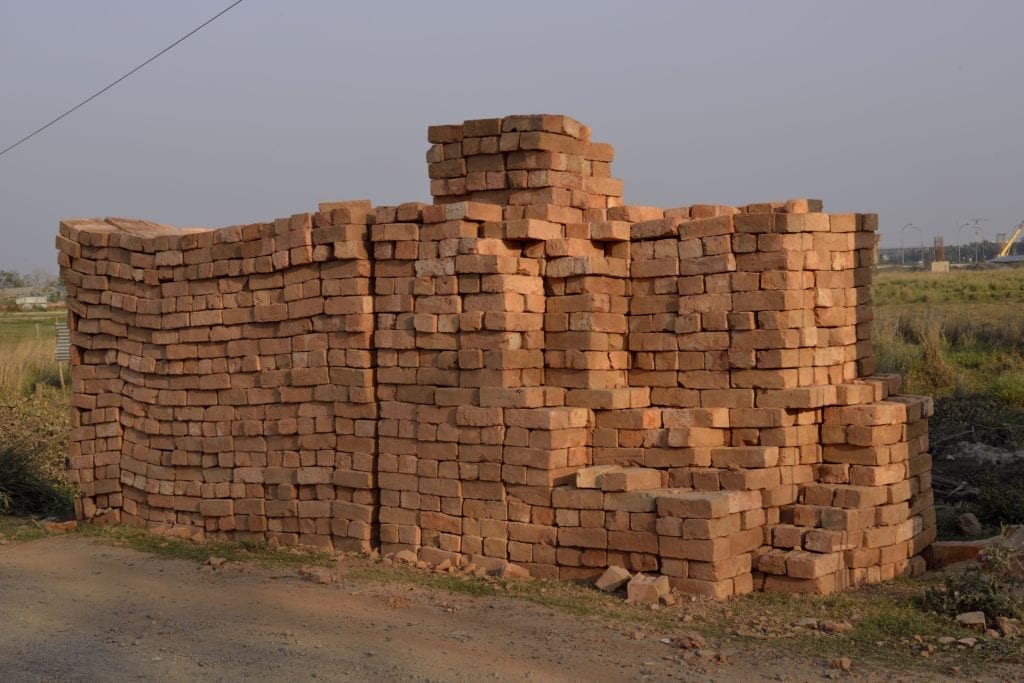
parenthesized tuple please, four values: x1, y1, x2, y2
(0, 0, 245, 159)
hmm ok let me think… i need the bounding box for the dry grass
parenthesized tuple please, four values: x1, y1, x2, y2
(0, 315, 73, 516)
(0, 338, 65, 397)
(872, 266, 1024, 305)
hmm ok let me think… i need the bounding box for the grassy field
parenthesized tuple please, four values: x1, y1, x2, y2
(0, 309, 66, 345)
(872, 267, 1024, 415)
(873, 267, 1024, 305)
(0, 309, 72, 516)
(0, 309, 67, 393)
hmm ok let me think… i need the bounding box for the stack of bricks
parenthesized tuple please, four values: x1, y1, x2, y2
(428, 115, 621, 211)
(58, 113, 935, 597)
(756, 385, 936, 592)
(57, 204, 380, 550)
(370, 202, 423, 555)
(316, 200, 377, 552)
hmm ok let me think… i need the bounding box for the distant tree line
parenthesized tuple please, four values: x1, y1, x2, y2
(0, 269, 60, 290)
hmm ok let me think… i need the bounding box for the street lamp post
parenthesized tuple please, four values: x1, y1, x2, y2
(955, 219, 985, 263)
(901, 223, 920, 267)
(972, 219, 987, 262)
(957, 221, 972, 262)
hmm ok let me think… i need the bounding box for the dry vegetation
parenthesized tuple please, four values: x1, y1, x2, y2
(0, 316, 73, 516)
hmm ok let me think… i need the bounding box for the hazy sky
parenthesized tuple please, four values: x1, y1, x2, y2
(2, 1, 1023, 272)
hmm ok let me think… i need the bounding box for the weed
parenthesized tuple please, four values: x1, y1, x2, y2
(0, 515, 50, 542)
(920, 533, 1024, 622)
(872, 269, 1024, 409)
(988, 369, 1024, 408)
(849, 604, 947, 644)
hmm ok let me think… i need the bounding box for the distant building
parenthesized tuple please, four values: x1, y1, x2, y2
(15, 295, 48, 310)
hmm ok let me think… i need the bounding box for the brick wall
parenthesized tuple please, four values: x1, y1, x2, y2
(56, 114, 936, 596)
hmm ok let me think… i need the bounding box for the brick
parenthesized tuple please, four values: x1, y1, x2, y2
(657, 492, 731, 519)
(711, 446, 778, 469)
(786, 551, 841, 579)
(600, 468, 663, 492)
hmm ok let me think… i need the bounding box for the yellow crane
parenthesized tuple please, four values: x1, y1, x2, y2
(992, 220, 1024, 262)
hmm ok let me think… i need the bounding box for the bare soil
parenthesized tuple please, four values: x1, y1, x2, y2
(0, 535, 1006, 682)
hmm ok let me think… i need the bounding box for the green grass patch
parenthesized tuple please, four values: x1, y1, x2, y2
(77, 524, 337, 568)
(988, 369, 1024, 407)
(0, 309, 66, 345)
(850, 602, 948, 644)
(0, 515, 51, 542)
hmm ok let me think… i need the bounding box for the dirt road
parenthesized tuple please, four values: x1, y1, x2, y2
(0, 535, 973, 682)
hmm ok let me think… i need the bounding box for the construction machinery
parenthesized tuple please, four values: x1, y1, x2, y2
(991, 219, 1024, 263)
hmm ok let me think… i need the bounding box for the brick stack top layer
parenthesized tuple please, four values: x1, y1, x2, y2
(427, 115, 621, 211)
(57, 114, 934, 596)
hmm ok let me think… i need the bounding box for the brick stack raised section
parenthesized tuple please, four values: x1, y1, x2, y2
(428, 115, 621, 211)
(58, 114, 935, 596)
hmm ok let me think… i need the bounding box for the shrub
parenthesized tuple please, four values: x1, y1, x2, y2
(0, 387, 74, 516)
(920, 533, 1024, 623)
(906, 320, 958, 394)
(988, 369, 1024, 409)
(975, 476, 1024, 526)
(0, 444, 73, 516)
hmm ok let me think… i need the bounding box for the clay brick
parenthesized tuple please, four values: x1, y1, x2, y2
(198, 499, 232, 517)
(558, 527, 607, 549)
(711, 446, 778, 469)
(786, 551, 841, 579)
(681, 514, 741, 540)
(660, 536, 732, 562)
(600, 468, 663, 492)
(657, 492, 731, 519)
